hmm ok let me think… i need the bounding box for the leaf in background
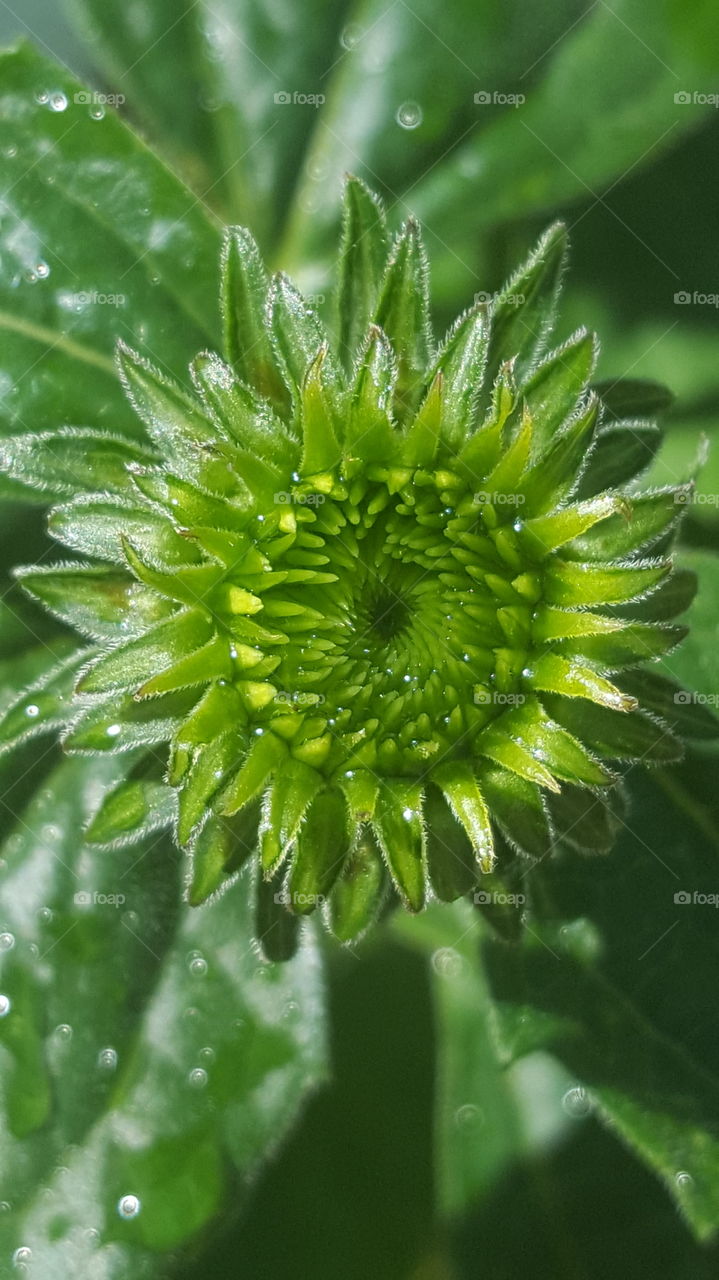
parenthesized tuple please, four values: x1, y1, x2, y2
(0, 42, 221, 441)
(409, 0, 719, 304)
(66, 0, 349, 242)
(657, 551, 719, 706)
(0, 755, 327, 1274)
(393, 905, 572, 1218)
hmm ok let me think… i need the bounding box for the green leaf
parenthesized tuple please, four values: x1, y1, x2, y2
(409, 0, 712, 299)
(594, 378, 674, 420)
(656, 552, 719, 719)
(78, 611, 213, 696)
(0, 645, 87, 756)
(484, 223, 568, 389)
(373, 779, 425, 912)
(542, 694, 682, 764)
(545, 558, 669, 607)
(220, 227, 287, 410)
(289, 788, 350, 911)
(432, 762, 494, 871)
(49, 495, 204, 568)
(85, 775, 177, 847)
(0, 430, 151, 500)
(0, 43, 221, 440)
(269, 274, 339, 405)
(373, 220, 431, 417)
(578, 420, 663, 497)
(520, 330, 597, 457)
(484, 910, 719, 1242)
(336, 176, 388, 368)
(70, 0, 346, 240)
(326, 831, 386, 943)
(394, 904, 572, 1219)
(16, 563, 175, 641)
(0, 756, 327, 1270)
(568, 488, 687, 560)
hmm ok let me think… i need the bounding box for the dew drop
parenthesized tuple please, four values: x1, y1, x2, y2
(50, 92, 68, 112)
(0, 995, 11, 1017)
(432, 947, 462, 978)
(35, 90, 49, 105)
(106, 723, 122, 738)
(188, 1066, 208, 1089)
(53, 1023, 73, 1043)
(97, 1046, 118, 1071)
(13, 1246, 32, 1267)
(454, 1103, 484, 1129)
(562, 1086, 592, 1118)
(396, 101, 423, 130)
(675, 1170, 694, 1189)
(90, 106, 105, 120)
(340, 22, 364, 49)
(0, 932, 15, 951)
(117, 1194, 141, 1219)
(199, 1046, 215, 1063)
(24, 703, 40, 718)
(4, 145, 17, 158)
(187, 952, 208, 977)
(36, 907, 53, 924)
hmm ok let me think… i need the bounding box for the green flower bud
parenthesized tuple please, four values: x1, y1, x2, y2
(2, 177, 704, 958)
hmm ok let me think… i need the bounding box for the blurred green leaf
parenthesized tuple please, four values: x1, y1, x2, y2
(0, 42, 221, 440)
(0, 755, 327, 1274)
(66, 0, 348, 239)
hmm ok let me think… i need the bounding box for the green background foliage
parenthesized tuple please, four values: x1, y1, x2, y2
(0, 1, 718, 1276)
